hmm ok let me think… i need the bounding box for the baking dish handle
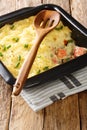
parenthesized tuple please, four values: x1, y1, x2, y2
(0, 61, 15, 86)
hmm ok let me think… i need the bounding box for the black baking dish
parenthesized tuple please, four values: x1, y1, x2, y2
(0, 4, 87, 88)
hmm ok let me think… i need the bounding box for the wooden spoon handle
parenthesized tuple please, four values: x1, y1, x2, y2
(13, 35, 43, 96)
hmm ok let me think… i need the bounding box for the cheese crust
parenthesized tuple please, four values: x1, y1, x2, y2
(0, 16, 83, 78)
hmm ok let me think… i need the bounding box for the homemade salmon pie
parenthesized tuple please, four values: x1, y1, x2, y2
(0, 16, 87, 78)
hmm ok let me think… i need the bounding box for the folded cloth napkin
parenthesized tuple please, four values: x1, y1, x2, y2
(21, 66, 87, 112)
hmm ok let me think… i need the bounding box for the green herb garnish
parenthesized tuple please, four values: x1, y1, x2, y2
(10, 24, 15, 30)
(0, 52, 3, 57)
(67, 39, 74, 43)
(50, 54, 53, 57)
(18, 55, 21, 61)
(37, 69, 41, 74)
(43, 66, 49, 71)
(12, 37, 19, 42)
(63, 58, 71, 62)
(0, 29, 2, 33)
(2, 45, 7, 51)
(24, 44, 28, 48)
(55, 26, 63, 31)
(37, 55, 41, 58)
(15, 62, 20, 68)
(2, 45, 11, 51)
(7, 45, 11, 49)
(15, 55, 21, 68)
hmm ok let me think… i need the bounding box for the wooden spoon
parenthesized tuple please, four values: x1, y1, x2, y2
(12, 10, 60, 96)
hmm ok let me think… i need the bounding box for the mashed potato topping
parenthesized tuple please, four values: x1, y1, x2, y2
(0, 16, 86, 78)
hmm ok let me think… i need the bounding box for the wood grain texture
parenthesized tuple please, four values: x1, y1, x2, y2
(15, 0, 42, 9)
(71, 0, 87, 28)
(43, 0, 70, 13)
(9, 96, 44, 130)
(71, 0, 87, 129)
(0, 76, 12, 130)
(0, 1, 15, 130)
(43, 95, 80, 130)
(0, 0, 16, 15)
(79, 91, 87, 130)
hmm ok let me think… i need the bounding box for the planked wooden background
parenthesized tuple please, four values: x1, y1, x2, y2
(0, 0, 87, 130)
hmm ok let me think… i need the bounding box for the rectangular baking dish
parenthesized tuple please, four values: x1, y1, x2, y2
(0, 4, 87, 88)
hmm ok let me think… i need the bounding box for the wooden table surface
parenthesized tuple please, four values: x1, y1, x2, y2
(0, 0, 87, 130)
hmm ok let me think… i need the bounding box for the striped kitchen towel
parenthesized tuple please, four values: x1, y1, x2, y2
(21, 66, 87, 112)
